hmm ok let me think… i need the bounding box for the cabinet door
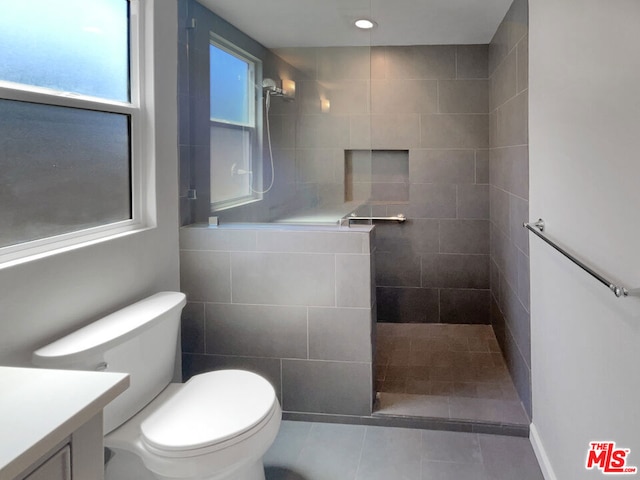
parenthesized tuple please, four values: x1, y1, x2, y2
(25, 445, 71, 480)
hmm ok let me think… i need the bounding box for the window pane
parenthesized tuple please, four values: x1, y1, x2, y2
(0, 0, 129, 101)
(210, 125, 251, 204)
(210, 44, 250, 125)
(0, 100, 131, 248)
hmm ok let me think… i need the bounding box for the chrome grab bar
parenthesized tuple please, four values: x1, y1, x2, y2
(523, 219, 638, 298)
(340, 213, 406, 227)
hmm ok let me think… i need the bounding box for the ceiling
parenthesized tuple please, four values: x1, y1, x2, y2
(198, 0, 514, 48)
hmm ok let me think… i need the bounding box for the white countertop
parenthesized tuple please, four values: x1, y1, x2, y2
(0, 366, 129, 479)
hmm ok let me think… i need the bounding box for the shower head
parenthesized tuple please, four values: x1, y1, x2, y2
(262, 78, 284, 95)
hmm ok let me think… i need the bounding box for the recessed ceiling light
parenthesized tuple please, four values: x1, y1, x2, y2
(354, 19, 377, 30)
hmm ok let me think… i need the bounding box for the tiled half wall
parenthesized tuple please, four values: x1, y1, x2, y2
(180, 225, 375, 416)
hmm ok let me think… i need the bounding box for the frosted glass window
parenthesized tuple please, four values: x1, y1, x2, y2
(210, 44, 252, 126)
(0, 100, 131, 248)
(0, 0, 129, 101)
(209, 38, 261, 211)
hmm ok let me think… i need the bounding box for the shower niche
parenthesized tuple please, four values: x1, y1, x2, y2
(344, 150, 409, 208)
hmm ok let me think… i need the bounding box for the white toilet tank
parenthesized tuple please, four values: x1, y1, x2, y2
(32, 291, 187, 434)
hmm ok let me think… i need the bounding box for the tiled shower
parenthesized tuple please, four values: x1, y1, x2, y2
(177, 0, 530, 426)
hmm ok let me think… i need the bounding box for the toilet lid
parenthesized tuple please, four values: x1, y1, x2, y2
(140, 370, 277, 452)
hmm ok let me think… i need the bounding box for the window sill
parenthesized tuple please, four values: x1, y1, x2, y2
(0, 223, 155, 271)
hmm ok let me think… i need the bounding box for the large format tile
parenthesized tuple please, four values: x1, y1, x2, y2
(458, 184, 490, 219)
(422, 430, 483, 463)
(282, 360, 372, 415)
(456, 45, 489, 80)
(440, 289, 491, 324)
(420, 114, 489, 148)
(421, 460, 489, 480)
(371, 79, 438, 115)
(336, 254, 372, 307)
(375, 250, 422, 287)
(479, 434, 544, 480)
(409, 184, 458, 219)
(376, 287, 439, 323)
(440, 220, 490, 254)
(409, 149, 476, 184)
(204, 303, 307, 359)
(231, 252, 335, 306)
(181, 302, 205, 354)
(439, 80, 489, 114)
(436, 254, 490, 289)
(293, 423, 366, 480)
(356, 426, 422, 480)
(265, 421, 542, 480)
(180, 250, 231, 302)
(308, 307, 372, 362)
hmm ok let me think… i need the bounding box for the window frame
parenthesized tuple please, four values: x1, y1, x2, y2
(209, 34, 263, 212)
(0, 0, 149, 266)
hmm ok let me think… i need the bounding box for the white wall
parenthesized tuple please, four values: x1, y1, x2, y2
(529, 1, 640, 478)
(0, 1, 180, 367)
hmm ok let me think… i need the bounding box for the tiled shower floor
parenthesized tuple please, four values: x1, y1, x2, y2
(373, 323, 529, 427)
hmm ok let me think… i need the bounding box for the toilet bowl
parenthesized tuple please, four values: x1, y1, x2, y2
(106, 370, 281, 480)
(32, 292, 281, 480)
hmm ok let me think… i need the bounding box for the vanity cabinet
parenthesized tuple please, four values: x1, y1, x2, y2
(24, 446, 70, 480)
(0, 367, 129, 480)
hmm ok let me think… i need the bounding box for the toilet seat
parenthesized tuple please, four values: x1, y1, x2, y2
(140, 370, 277, 457)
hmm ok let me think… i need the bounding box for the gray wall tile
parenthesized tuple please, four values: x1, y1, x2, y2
(297, 114, 350, 148)
(440, 220, 490, 254)
(420, 253, 439, 288)
(489, 0, 530, 417)
(439, 80, 489, 114)
(409, 149, 476, 184)
(517, 35, 529, 93)
(336, 254, 372, 308)
(180, 250, 231, 302)
(376, 287, 439, 323)
(382, 45, 456, 80)
(308, 307, 372, 361)
(180, 226, 257, 251)
(256, 230, 369, 254)
(475, 149, 490, 184)
(231, 252, 336, 306)
(495, 91, 528, 147)
(205, 303, 308, 358)
(440, 289, 491, 324)
(509, 195, 529, 255)
(409, 184, 457, 219)
(436, 254, 490, 289)
(374, 219, 439, 254)
(181, 302, 205, 354)
(420, 114, 489, 148)
(371, 114, 421, 149)
(457, 45, 489, 79)
(458, 184, 489, 219)
(371, 182, 410, 203)
(375, 251, 422, 287)
(490, 186, 510, 235)
(490, 49, 517, 109)
(371, 79, 438, 114)
(282, 360, 372, 415)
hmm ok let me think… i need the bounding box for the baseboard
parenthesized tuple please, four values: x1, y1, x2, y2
(530, 423, 558, 480)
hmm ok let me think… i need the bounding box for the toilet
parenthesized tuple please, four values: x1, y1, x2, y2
(32, 292, 281, 480)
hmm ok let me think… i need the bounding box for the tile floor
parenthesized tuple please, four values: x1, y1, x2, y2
(264, 420, 544, 480)
(374, 323, 528, 426)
